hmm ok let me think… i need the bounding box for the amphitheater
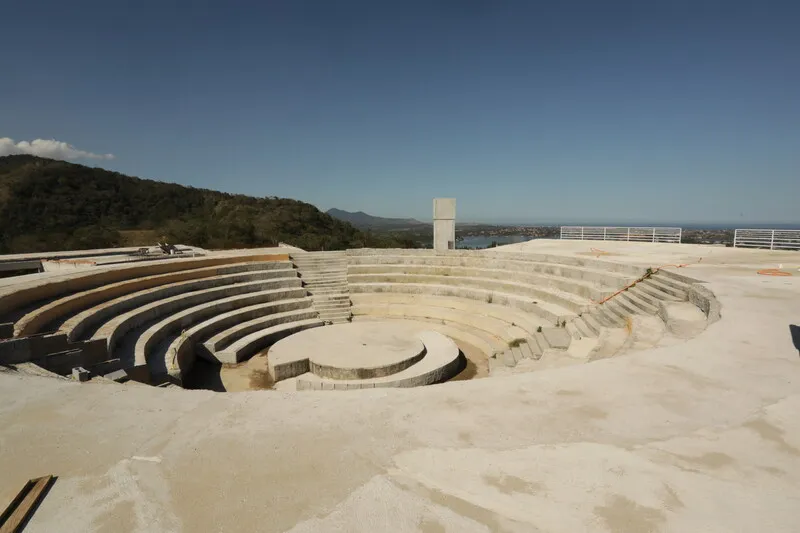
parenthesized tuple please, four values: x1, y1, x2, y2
(1, 239, 799, 532)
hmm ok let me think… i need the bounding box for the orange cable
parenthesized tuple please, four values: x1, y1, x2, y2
(757, 269, 792, 276)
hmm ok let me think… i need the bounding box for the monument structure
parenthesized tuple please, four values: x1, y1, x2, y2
(433, 197, 456, 252)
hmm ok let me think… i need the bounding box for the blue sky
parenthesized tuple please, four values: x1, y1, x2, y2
(1, 1, 798, 224)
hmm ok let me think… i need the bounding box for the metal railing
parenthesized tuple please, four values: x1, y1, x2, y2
(733, 229, 800, 250)
(560, 226, 682, 243)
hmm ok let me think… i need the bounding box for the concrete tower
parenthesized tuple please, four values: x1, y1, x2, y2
(433, 198, 456, 252)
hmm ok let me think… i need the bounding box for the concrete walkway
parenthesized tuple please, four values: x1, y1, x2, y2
(0, 241, 799, 532)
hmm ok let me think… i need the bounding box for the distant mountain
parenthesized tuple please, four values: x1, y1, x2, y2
(0, 155, 416, 253)
(326, 208, 429, 230)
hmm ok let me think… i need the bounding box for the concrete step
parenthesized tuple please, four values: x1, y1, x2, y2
(293, 259, 347, 268)
(302, 279, 347, 285)
(518, 341, 535, 359)
(627, 287, 665, 309)
(598, 302, 627, 327)
(318, 310, 351, 318)
(610, 293, 646, 316)
(314, 300, 350, 309)
(531, 333, 547, 359)
(651, 271, 694, 291)
(581, 314, 603, 336)
(319, 309, 352, 318)
(591, 309, 619, 328)
(300, 274, 348, 281)
(303, 282, 347, 292)
(511, 345, 525, 364)
(216, 318, 324, 363)
(312, 294, 351, 302)
(308, 288, 350, 296)
(488, 355, 506, 374)
(636, 281, 683, 302)
(291, 251, 346, 257)
(565, 322, 581, 339)
(572, 317, 597, 338)
(203, 309, 321, 355)
(541, 327, 571, 349)
(617, 291, 658, 315)
(641, 277, 688, 299)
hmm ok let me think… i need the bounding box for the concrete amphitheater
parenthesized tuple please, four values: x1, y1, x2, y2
(0, 240, 799, 532)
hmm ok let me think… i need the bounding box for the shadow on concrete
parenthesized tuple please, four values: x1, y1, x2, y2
(183, 358, 226, 392)
(445, 351, 475, 382)
(790, 325, 800, 356)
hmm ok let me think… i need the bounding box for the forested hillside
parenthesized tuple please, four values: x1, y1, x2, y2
(0, 155, 414, 253)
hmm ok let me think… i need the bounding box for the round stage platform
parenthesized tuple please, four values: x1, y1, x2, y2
(267, 321, 463, 390)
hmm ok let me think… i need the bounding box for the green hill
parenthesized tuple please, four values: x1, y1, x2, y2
(0, 155, 415, 253)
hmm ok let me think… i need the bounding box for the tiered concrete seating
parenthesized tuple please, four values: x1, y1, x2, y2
(291, 251, 351, 323)
(134, 289, 313, 379)
(350, 293, 548, 354)
(344, 249, 632, 361)
(208, 318, 323, 364)
(15, 261, 290, 337)
(349, 272, 589, 314)
(344, 249, 713, 369)
(0, 254, 289, 336)
(60, 266, 297, 343)
(158, 296, 314, 379)
(95, 277, 302, 357)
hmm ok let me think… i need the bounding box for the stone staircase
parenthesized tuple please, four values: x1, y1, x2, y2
(566, 270, 694, 340)
(488, 326, 572, 373)
(290, 251, 351, 324)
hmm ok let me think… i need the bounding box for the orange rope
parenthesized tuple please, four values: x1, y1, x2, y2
(757, 269, 792, 276)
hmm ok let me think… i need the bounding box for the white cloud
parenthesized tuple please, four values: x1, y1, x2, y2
(0, 137, 114, 161)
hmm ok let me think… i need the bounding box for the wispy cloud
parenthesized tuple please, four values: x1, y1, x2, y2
(0, 137, 115, 161)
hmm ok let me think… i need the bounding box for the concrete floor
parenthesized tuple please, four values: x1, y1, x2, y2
(1, 241, 799, 532)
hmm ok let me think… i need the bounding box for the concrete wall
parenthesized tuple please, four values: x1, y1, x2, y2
(434, 219, 455, 252)
(433, 198, 456, 252)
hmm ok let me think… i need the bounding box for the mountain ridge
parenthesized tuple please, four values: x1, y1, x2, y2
(326, 208, 429, 229)
(0, 155, 415, 253)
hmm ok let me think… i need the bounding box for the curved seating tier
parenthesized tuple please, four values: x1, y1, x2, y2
(210, 318, 323, 364)
(61, 267, 296, 343)
(134, 288, 312, 377)
(160, 297, 314, 378)
(0, 254, 290, 332)
(347, 255, 634, 291)
(349, 282, 570, 324)
(346, 248, 644, 275)
(347, 273, 589, 315)
(347, 264, 611, 301)
(15, 261, 291, 337)
(350, 293, 549, 356)
(95, 276, 302, 355)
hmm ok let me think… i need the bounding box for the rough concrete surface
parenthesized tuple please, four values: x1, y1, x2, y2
(1, 241, 799, 532)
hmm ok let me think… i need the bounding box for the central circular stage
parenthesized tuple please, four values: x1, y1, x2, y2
(274, 322, 426, 379)
(267, 321, 463, 390)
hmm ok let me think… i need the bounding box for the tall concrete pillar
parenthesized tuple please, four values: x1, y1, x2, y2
(433, 198, 456, 252)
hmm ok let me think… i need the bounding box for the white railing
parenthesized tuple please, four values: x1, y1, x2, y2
(560, 226, 682, 243)
(733, 229, 800, 250)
